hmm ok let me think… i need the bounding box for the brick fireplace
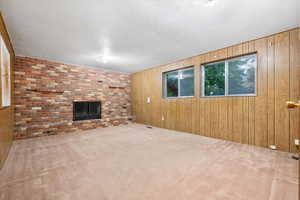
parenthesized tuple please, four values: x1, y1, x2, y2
(14, 56, 131, 139)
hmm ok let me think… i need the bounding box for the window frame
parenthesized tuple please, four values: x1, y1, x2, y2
(163, 66, 195, 99)
(201, 54, 257, 97)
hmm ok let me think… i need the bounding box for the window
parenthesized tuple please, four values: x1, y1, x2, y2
(203, 62, 225, 96)
(202, 54, 256, 97)
(164, 67, 194, 98)
(0, 36, 11, 107)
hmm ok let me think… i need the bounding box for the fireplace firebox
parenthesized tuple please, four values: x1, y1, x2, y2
(73, 101, 101, 121)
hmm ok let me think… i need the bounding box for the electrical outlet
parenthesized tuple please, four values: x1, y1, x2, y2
(147, 97, 151, 103)
(269, 145, 277, 150)
(295, 139, 299, 146)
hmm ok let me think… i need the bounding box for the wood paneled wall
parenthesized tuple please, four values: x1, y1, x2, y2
(131, 28, 300, 153)
(0, 13, 15, 169)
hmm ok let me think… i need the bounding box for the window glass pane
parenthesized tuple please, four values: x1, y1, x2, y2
(180, 68, 194, 97)
(228, 55, 256, 95)
(204, 62, 225, 96)
(165, 71, 178, 97)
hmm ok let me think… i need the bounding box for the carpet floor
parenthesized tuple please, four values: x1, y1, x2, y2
(0, 123, 298, 200)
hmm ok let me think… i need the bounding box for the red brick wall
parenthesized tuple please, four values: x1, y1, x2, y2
(14, 56, 131, 139)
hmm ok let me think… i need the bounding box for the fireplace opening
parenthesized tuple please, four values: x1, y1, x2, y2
(73, 101, 101, 121)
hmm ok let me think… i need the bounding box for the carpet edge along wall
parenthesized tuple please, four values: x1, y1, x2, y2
(131, 27, 300, 153)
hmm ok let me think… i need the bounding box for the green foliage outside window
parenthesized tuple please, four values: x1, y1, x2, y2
(203, 54, 256, 96)
(204, 62, 225, 96)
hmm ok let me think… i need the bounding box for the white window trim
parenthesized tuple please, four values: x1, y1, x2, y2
(201, 54, 257, 97)
(164, 67, 195, 99)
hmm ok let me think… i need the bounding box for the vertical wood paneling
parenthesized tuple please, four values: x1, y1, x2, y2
(131, 28, 300, 153)
(210, 98, 218, 138)
(274, 32, 290, 152)
(185, 99, 193, 133)
(219, 98, 228, 140)
(232, 98, 243, 143)
(242, 98, 249, 144)
(267, 36, 276, 147)
(248, 96, 256, 145)
(164, 99, 177, 130)
(135, 73, 144, 124)
(203, 98, 211, 137)
(144, 71, 152, 125)
(289, 29, 300, 152)
(254, 38, 268, 147)
(161, 99, 167, 128)
(191, 98, 198, 134)
(151, 68, 163, 128)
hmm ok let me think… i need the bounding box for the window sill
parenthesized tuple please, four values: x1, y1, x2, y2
(201, 94, 257, 98)
(0, 105, 13, 110)
(164, 96, 195, 99)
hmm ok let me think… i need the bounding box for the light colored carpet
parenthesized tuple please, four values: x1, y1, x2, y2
(0, 123, 298, 200)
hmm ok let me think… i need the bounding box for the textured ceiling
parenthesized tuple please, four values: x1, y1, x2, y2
(0, 0, 299, 73)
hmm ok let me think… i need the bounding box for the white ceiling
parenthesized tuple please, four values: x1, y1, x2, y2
(0, 0, 299, 73)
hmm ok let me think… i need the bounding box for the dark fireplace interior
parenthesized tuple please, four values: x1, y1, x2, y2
(73, 101, 101, 121)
